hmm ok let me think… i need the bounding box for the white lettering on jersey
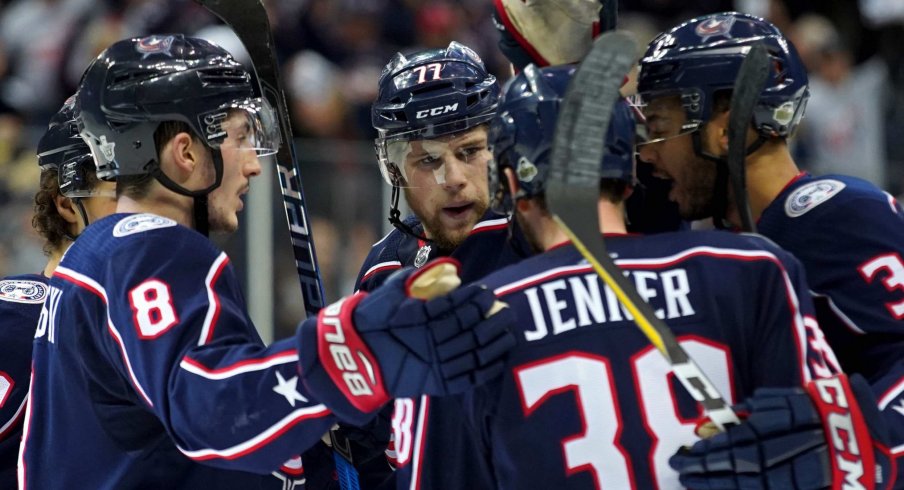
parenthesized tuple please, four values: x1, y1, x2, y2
(522, 270, 695, 342)
(113, 213, 177, 237)
(34, 286, 62, 343)
(784, 179, 846, 218)
(0, 279, 47, 304)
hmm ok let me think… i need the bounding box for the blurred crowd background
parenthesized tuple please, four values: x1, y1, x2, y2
(0, 0, 902, 338)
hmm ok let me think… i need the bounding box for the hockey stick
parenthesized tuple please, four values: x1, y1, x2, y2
(547, 31, 740, 430)
(192, 0, 357, 487)
(727, 42, 770, 233)
(599, 0, 617, 33)
(194, 0, 325, 318)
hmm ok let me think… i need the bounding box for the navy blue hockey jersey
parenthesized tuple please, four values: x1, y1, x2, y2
(21, 214, 334, 489)
(758, 173, 904, 457)
(0, 273, 47, 489)
(395, 231, 838, 489)
(313, 212, 529, 489)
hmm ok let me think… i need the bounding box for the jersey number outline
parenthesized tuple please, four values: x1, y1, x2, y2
(129, 279, 179, 338)
(0, 372, 13, 409)
(858, 252, 904, 319)
(514, 341, 733, 489)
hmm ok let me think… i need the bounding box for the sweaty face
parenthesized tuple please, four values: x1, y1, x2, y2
(636, 96, 717, 221)
(207, 110, 264, 233)
(402, 126, 491, 251)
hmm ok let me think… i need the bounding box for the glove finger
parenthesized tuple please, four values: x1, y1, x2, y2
(428, 316, 463, 345)
(435, 331, 478, 361)
(439, 352, 478, 380)
(446, 283, 496, 312)
(476, 329, 517, 366)
(473, 306, 515, 345)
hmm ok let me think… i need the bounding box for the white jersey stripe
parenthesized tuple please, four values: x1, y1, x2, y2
(879, 376, 904, 410)
(198, 253, 230, 346)
(56, 267, 155, 407)
(180, 351, 299, 380)
(362, 261, 402, 281)
(178, 404, 330, 460)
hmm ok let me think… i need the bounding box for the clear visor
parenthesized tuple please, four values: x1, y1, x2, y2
(200, 97, 280, 156)
(630, 93, 701, 148)
(376, 121, 491, 187)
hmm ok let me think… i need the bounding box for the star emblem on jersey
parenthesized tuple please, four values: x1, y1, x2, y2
(273, 371, 307, 407)
(893, 399, 904, 417)
(414, 244, 432, 268)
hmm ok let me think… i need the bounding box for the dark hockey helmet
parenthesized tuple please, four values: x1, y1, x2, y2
(488, 64, 636, 213)
(372, 41, 500, 186)
(637, 12, 809, 139)
(77, 34, 278, 185)
(37, 94, 112, 199)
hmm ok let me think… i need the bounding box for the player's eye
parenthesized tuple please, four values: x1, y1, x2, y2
(416, 154, 442, 167)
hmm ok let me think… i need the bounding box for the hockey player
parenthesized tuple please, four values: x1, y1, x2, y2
(635, 12, 904, 486)
(395, 62, 892, 489)
(0, 95, 116, 489)
(19, 35, 514, 489)
(306, 41, 534, 489)
(492, 0, 685, 235)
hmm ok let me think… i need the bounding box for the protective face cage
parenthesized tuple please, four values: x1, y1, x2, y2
(375, 115, 494, 187)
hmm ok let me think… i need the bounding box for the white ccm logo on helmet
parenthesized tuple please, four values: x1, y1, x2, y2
(416, 103, 459, 119)
(321, 298, 377, 397)
(812, 376, 868, 490)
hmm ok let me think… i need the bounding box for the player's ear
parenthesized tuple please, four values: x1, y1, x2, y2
(165, 132, 201, 177)
(711, 111, 731, 153)
(503, 167, 531, 213)
(53, 194, 79, 228)
(503, 167, 520, 199)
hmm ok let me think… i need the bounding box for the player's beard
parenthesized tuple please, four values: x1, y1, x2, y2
(672, 152, 719, 222)
(406, 190, 489, 253)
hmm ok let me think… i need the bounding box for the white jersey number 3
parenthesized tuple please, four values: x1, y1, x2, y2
(129, 279, 178, 338)
(515, 341, 733, 489)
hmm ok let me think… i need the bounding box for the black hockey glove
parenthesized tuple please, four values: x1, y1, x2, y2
(670, 374, 896, 489)
(298, 259, 516, 425)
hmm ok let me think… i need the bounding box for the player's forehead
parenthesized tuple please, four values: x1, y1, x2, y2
(641, 95, 683, 122)
(412, 125, 488, 147)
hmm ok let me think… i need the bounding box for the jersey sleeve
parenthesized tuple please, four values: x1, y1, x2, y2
(747, 241, 842, 388)
(0, 300, 39, 444)
(94, 232, 335, 474)
(809, 193, 904, 336)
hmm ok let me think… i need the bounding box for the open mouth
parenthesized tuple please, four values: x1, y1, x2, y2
(443, 202, 474, 218)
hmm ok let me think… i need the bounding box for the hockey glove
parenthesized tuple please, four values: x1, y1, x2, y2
(493, 0, 606, 70)
(670, 374, 896, 489)
(298, 259, 516, 425)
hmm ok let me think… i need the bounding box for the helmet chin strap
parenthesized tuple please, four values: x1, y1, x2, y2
(150, 150, 224, 237)
(388, 184, 430, 242)
(63, 198, 90, 241)
(691, 130, 767, 230)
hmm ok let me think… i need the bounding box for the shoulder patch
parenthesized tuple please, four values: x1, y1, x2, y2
(113, 214, 178, 237)
(784, 179, 846, 218)
(0, 279, 48, 304)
